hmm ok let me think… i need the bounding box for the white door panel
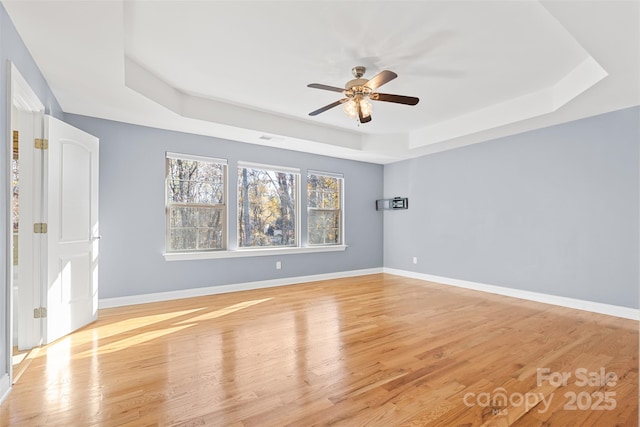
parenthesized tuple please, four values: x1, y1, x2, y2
(44, 116, 99, 344)
(60, 142, 91, 242)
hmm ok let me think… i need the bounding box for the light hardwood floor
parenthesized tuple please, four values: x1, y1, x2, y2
(0, 274, 637, 426)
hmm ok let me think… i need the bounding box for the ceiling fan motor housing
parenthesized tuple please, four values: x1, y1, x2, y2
(345, 66, 371, 98)
(345, 78, 369, 90)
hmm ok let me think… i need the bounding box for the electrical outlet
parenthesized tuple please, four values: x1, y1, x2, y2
(276, 261, 282, 270)
(412, 257, 418, 264)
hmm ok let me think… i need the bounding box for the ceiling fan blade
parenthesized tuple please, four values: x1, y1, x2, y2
(357, 102, 372, 123)
(309, 98, 348, 116)
(370, 93, 419, 105)
(307, 83, 345, 93)
(364, 70, 397, 91)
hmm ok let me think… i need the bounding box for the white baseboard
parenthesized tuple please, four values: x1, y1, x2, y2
(99, 268, 383, 309)
(99, 267, 640, 321)
(384, 268, 640, 321)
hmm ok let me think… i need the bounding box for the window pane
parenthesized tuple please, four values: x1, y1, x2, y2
(169, 206, 224, 251)
(308, 210, 340, 245)
(197, 228, 223, 250)
(170, 228, 197, 251)
(170, 206, 197, 228)
(198, 207, 222, 228)
(238, 167, 298, 247)
(307, 173, 342, 245)
(167, 158, 225, 204)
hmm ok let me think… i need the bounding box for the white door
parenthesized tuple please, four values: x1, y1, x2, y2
(43, 116, 99, 344)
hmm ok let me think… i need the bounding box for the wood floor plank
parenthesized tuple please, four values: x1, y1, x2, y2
(0, 273, 637, 426)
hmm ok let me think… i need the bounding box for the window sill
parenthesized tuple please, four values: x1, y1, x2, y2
(164, 245, 347, 261)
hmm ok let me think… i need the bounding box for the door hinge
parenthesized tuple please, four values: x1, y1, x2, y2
(35, 138, 48, 149)
(33, 307, 47, 319)
(34, 223, 48, 234)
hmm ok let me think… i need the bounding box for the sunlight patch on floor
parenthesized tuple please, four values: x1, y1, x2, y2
(174, 298, 273, 325)
(72, 308, 206, 344)
(75, 324, 196, 358)
(12, 352, 27, 366)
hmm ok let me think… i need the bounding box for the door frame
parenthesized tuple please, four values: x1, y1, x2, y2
(4, 62, 45, 390)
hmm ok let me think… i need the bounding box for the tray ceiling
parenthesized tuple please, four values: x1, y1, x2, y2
(3, 1, 639, 163)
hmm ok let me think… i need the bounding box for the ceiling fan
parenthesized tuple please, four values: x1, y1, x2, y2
(307, 66, 419, 124)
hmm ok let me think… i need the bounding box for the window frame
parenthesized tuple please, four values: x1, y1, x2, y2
(165, 152, 228, 253)
(236, 161, 301, 250)
(307, 170, 344, 246)
(162, 159, 348, 261)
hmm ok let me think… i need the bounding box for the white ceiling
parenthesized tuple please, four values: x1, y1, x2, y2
(3, 1, 639, 164)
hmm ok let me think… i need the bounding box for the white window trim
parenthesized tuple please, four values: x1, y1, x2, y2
(307, 169, 343, 179)
(163, 244, 347, 261)
(237, 161, 300, 174)
(167, 152, 227, 165)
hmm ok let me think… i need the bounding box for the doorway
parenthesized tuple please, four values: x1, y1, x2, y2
(6, 64, 100, 389)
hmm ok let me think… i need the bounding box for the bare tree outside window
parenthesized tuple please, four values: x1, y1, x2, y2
(307, 173, 342, 245)
(238, 166, 298, 248)
(166, 154, 226, 252)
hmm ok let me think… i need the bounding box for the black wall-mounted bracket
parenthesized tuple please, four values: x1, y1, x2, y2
(376, 197, 408, 211)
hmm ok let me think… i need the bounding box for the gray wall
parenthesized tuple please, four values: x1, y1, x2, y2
(384, 107, 639, 309)
(64, 114, 384, 299)
(0, 2, 63, 393)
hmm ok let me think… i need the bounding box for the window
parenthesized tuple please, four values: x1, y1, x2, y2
(307, 171, 343, 245)
(166, 153, 226, 252)
(238, 162, 299, 248)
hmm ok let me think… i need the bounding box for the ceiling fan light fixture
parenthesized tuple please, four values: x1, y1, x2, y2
(360, 98, 373, 118)
(343, 99, 358, 118)
(343, 97, 372, 121)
